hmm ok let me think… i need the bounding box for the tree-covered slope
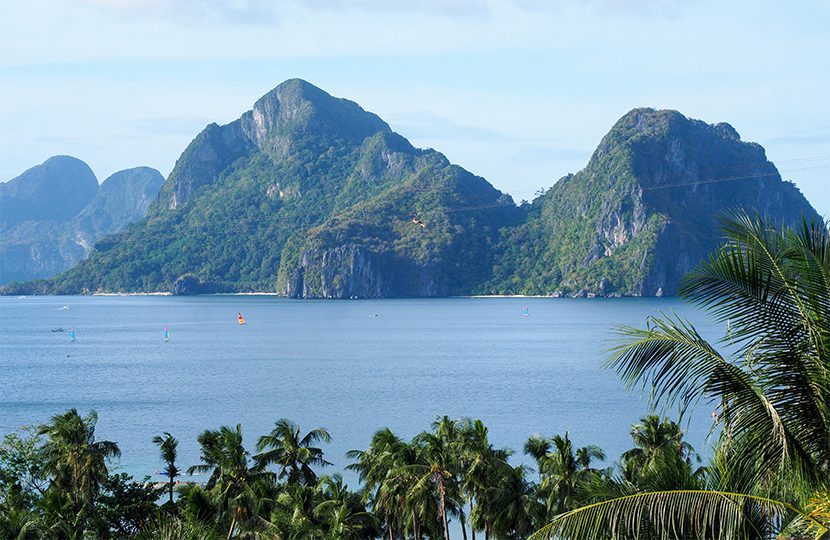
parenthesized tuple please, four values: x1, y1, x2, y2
(4, 97, 820, 297)
(0, 162, 163, 284)
(25, 79, 519, 296)
(277, 132, 519, 297)
(486, 108, 820, 296)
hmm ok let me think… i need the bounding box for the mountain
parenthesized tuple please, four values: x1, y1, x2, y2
(27, 79, 519, 296)
(0, 160, 163, 284)
(0, 156, 98, 226)
(3, 87, 819, 297)
(74, 167, 165, 242)
(485, 108, 820, 296)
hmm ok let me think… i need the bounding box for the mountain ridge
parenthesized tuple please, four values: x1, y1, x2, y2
(1, 82, 820, 297)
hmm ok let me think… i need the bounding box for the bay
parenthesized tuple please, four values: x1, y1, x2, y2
(0, 295, 718, 485)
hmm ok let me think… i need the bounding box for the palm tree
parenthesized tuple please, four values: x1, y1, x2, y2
(533, 212, 830, 538)
(458, 417, 512, 540)
(0, 507, 41, 540)
(525, 432, 603, 517)
(153, 432, 180, 506)
(274, 482, 325, 539)
(314, 474, 378, 539)
(37, 408, 120, 538)
(414, 416, 463, 540)
(348, 428, 430, 540)
(187, 424, 269, 539)
(488, 464, 543, 540)
(135, 514, 222, 540)
(574, 445, 606, 474)
(619, 415, 697, 485)
(254, 419, 331, 486)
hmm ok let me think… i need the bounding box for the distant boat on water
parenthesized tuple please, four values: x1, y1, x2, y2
(60, 305, 70, 310)
(164, 327, 170, 342)
(238, 312, 246, 325)
(522, 306, 529, 317)
(69, 327, 76, 342)
(51, 328, 64, 333)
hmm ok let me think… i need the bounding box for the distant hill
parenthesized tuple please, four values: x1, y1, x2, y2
(0, 156, 98, 226)
(0, 159, 163, 284)
(2, 84, 820, 297)
(485, 108, 820, 296)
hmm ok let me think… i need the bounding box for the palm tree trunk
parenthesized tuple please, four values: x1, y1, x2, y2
(388, 513, 394, 540)
(461, 509, 468, 540)
(226, 510, 238, 540)
(438, 478, 450, 540)
(470, 500, 476, 540)
(168, 477, 174, 505)
(484, 521, 490, 540)
(412, 508, 420, 540)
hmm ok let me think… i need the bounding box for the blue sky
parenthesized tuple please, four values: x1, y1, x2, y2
(1, 0, 828, 212)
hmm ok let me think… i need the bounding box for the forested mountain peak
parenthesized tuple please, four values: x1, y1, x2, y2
(243, 78, 390, 147)
(487, 108, 819, 297)
(156, 79, 391, 211)
(25, 80, 517, 296)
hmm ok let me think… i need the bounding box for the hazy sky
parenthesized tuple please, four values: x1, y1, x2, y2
(2, 0, 828, 212)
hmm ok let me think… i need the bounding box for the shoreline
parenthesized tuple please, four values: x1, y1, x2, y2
(92, 292, 172, 296)
(62, 292, 651, 299)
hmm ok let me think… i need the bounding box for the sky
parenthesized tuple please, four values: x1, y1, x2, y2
(1, 0, 829, 212)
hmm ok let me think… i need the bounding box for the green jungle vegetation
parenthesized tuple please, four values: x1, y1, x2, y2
(4, 211, 830, 539)
(2, 83, 815, 299)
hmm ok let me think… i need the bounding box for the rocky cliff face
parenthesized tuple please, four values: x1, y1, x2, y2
(276, 130, 518, 298)
(0, 161, 163, 284)
(487, 108, 820, 296)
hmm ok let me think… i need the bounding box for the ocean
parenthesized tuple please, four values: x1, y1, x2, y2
(0, 295, 719, 485)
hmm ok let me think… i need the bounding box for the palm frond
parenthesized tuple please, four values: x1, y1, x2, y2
(531, 489, 823, 540)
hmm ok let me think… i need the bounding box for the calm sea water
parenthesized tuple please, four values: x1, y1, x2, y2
(0, 295, 719, 484)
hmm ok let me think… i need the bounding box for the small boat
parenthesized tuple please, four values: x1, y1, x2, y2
(69, 327, 76, 342)
(16, 296, 25, 299)
(51, 327, 65, 333)
(164, 327, 170, 342)
(522, 306, 529, 317)
(237, 312, 247, 325)
(59, 305, 70, 311)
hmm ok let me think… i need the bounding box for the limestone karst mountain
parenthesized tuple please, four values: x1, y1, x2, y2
(2, 85, 819, 297)
(0, 158, 163, 284)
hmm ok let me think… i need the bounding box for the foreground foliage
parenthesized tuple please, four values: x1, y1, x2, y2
(534, 211, 830, 539)
(1, 408, 703, 539)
